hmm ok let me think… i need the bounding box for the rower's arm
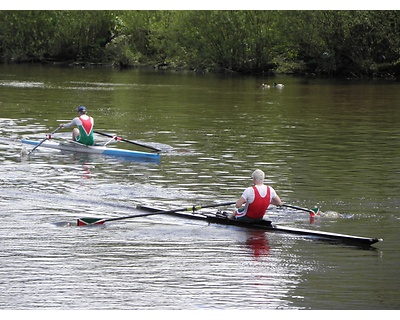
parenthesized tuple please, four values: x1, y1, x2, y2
(235, 197, 246, 208)
(60, 117, 79, 128)
(271, 194, 282, 206)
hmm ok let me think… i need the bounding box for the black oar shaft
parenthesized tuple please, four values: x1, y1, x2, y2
(94, 130, 161, 152)
(105, 201, 235, 222)
(28, 127, 61, 155)
(281, 204, 320, 217)
(77, 201, 236, 225)
(281, 204, 312, 212)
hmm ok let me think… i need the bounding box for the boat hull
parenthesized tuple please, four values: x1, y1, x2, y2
(138, 205, 382, 247)
(21, 139, 160, 162)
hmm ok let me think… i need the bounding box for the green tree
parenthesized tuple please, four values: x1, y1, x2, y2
(1, 10, 400, 77)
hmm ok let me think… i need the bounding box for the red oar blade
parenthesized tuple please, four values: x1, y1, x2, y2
(77, 218, 106, 226)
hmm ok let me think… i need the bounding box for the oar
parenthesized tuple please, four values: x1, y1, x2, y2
(28, 127, 61, 156)
(94, 130, 161, 152)
(77, 201, 236, 226)
(281, 204, 321, 217)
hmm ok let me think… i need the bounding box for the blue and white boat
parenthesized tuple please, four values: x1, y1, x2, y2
(21, 138, 161, 162)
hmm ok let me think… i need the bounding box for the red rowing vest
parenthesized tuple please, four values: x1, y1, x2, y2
(79, 116, 94, 135)
(246, 186, 271, 219)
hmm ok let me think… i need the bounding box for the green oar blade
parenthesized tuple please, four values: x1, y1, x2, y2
(77, 217, 106, 226)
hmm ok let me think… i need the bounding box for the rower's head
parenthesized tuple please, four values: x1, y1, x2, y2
(252, 169, 265, 183)
(77, 106, 87, 114)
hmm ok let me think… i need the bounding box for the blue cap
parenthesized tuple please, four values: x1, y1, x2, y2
(77, 106, 86, 113)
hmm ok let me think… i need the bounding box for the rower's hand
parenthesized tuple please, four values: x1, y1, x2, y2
(59, 124, 64, 128)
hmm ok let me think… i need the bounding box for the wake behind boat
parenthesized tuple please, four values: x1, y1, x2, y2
(21, 138, 161, 162)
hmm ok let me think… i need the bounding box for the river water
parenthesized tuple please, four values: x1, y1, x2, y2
(0, 64, 399, 311)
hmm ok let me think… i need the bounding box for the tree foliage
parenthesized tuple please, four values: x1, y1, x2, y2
(1, 10, 400, 77)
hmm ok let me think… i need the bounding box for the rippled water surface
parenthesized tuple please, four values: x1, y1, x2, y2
(0, 64, 399, 310)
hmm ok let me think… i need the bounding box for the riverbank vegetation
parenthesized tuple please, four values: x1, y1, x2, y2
(1, 10, 399, 78)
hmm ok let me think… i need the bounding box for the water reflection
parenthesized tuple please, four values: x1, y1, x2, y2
(245, 230, 271, 259)
(81, 162, 94, 179)
(70, 153, 96, 178)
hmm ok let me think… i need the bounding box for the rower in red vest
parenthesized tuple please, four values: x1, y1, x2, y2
(229, 169, 282, 222)
(60, 106, 95, 146)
